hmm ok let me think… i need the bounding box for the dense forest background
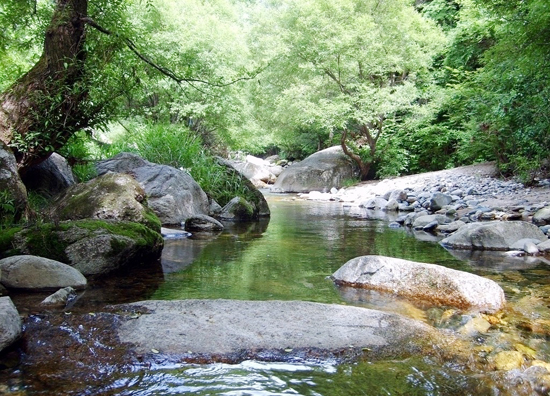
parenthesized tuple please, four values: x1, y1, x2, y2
(0, 0, 548, 186)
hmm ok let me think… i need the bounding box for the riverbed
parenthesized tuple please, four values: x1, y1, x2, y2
(3, 194, 550, 395)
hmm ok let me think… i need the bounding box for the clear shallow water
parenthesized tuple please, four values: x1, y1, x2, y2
(4, 194, 550, 395)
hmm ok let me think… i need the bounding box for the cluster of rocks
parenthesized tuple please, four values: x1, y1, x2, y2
(227, 146, 359, 193)
(297, 164, 550, 256)
(0, 146, 271, 353)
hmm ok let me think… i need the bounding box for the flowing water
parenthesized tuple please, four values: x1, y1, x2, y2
(3, 194, 550, 395)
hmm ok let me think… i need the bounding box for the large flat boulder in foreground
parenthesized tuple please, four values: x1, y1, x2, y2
(440, 221, 547, 251)
(116, 299, 445, 359)
(331, 255, 505, 313)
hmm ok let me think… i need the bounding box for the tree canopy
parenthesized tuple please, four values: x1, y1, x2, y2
(0, 0, 548, 182)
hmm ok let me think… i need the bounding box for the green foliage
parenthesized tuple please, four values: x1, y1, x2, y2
(0, 189, 16, 228)
(103, 121, 255, 206)
(247, 0, 446, 177)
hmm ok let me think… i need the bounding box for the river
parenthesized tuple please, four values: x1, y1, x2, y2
(3, 194, 550, 395)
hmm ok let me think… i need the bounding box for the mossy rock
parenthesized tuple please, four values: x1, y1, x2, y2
(218, 197, 257, 222)
(215, 157, 270, 218)
(47, 172, 161, 232)
(1, 220, 163, 276)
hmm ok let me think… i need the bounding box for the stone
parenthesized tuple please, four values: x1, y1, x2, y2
(0, 142, 27, 218)
(458, 316, 492, 336)
(510, 238, 545, 251)
(218, 197, 257, 221)
(359, 197, 388, 210)
(160, 228, 191, 239)
(215, 157, 270, 218)
(437, 220, 466, 233)
(272, 146, 358, 193)
(537, 240, 550, 252)
(533, 207, 550, 226)
(430, 193, 453, 211)
(227, 155, 278, 186)
(493, 351, 525, 371)
(48, 172, 161, 231)
(0, 255, 87, 291)
(0, 297, 21, 352)
(184, 214, 224, 232)
(440, 221, 548, 251)
(96, 153, 210, 225)
(115, 299, 453, 360)
(40, 287, 76, 307)
(22, 152, 76, 197)
(331, 255, 505, 312)
(5, 220, 163, 276)
(383, 199, 399, 212)
(422, 220, 439, 232)
(412, 214, 452, 230)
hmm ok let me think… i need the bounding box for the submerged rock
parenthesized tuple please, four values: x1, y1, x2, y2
(440, 221, 547, 251)
(331, 255, 505, 313)
(0, 297, 21, 352)
(40, 287, 76, 307)
(0, 255, 86, 291)
(116, 299, 453, 360)
(184, 214, 224, 231)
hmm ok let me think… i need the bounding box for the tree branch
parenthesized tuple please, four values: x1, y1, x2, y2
(83, 17, 264, 88)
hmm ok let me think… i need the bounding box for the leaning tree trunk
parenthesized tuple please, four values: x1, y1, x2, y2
(0, 0, 89, 174)
(340, 129, 372, 180)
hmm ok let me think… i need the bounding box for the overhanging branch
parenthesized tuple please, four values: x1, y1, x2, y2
(83, 17, 264, 88)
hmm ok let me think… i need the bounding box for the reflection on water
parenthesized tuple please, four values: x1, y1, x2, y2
(3, 194, 550, 395)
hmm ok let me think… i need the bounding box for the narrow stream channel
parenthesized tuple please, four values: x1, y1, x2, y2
(3, 194, 550, 395)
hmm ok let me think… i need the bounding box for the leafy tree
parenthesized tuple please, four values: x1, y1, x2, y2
(249, 0, 445, 179)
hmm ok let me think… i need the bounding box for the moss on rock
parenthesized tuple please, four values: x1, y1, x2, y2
(2, 219, 163, 276)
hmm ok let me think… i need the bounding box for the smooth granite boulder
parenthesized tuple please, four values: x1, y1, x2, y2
(0, 255, 86, 291)
(331, 255, 505, 313)
(440, 221, 547, 251)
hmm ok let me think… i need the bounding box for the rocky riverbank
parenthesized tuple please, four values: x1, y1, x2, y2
(297, 163, 550, 251)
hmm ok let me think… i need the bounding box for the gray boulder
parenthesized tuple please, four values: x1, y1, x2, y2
(4, 220, 163, 276)
(0, 255, 86, 291)
(184, 214, 224, 232)
(272, 146, 357, 193)
(0, 142, 27, 218)
(331, 255, 505, 313)
(0, 297, 21, 352)
(227, 155, 277, 185)
(116, 299, 452, 360)
(440, 221, 547, 251)
(533, 207, 550, 226)
(430, 193, 453, 211)
(359, 197, 388, 210)
(40, 287, 76, 307)
(96, 153, 210, 225)
(22, 152, 76, 197)
(412, 214, 452, 230)
(48, 172, 160, 231)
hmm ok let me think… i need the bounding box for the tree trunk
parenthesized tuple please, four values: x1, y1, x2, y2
(340, 129, 371, 180)
(0, 0, 89, 174)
